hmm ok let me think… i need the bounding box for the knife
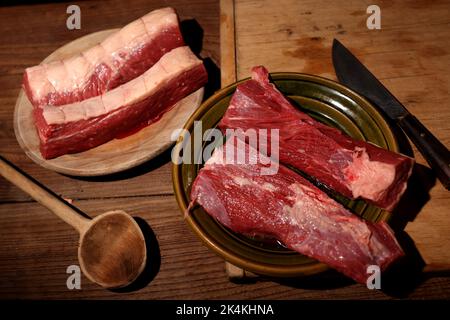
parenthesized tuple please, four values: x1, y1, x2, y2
(332, 39, 450, 190)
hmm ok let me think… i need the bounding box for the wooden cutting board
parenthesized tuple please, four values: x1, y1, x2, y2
(220, 0, 450, 277)
(14, 30, 204, 176)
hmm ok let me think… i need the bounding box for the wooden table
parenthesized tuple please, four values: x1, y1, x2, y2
(0, 0, 449, 299)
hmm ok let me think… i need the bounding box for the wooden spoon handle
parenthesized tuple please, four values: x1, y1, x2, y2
(0, 156, 89, 233)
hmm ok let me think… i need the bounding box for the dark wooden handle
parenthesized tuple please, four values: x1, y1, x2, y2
(398, 114, 450, 190)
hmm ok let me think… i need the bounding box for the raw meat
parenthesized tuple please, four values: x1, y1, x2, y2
(189, 136, 404, 284)
(23, 7, 184, 108)
(219, 66, 414, 211)
(35, 46, 207, 159)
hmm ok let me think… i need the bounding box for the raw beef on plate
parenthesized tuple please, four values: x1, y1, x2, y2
(219, 66, 414, 211)
(189, 137, 404, 284)
(35, 46, 207, 159)
(23, 7, 184, 108)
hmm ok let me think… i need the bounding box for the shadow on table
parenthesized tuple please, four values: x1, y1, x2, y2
(370, 105, 439, 297)
(111, 217, 161, 293)
(227, 267, 355, 289)
(273, 272, 355, 290)
(230, 242, 427, 297)
(181, 18, 221, 99)
(378, 161, 437, 297)
(390, 163, 436, 231)
(387, 110, 437, 229)
(69, 146, 173, 182)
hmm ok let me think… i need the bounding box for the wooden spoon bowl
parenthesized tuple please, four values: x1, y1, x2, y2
(79, 210, 146, 289)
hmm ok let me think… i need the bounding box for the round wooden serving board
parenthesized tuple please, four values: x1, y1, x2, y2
(14, 29, 204, 176)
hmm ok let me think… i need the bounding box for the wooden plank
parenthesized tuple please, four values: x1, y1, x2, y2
(226, 0, 450, 269)
(0, 159, 175, 203)
(220, 0, 245, 280)
(220, 0, 237, 86)
(1, 196, 449, 299)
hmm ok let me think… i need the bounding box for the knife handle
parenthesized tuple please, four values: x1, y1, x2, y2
(398, 114, 450, 190)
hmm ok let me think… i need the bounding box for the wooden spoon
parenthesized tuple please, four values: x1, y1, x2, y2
(0, 156, 147, 289)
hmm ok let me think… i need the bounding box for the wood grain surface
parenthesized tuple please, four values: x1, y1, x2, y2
(0, 0, 449, 299)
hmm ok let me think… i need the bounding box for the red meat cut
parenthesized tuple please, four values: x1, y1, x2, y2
(23, 7, 184, 108)
(189, 136, 404, 284)
(219, 66, 414, 211)
(35, 46, 207, 159)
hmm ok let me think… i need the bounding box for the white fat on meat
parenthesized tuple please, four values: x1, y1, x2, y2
(232, 176, 278, 193)
(42, 46, 201, 124)
(82, 44, 107, 72)
(343, 147, 395, 201)
(43, 61, 70, 93)
(284, 183, 344, 225)
(63, 54, 91, 93)
(25, 7, 178, 103)
(141, 7, 178, 33)
(101, 7, 178, 69)
(25, 66, 54, 102)
(119, 18, 148, 51)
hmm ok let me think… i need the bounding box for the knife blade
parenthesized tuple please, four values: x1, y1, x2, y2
(332, 39, 450, 190)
